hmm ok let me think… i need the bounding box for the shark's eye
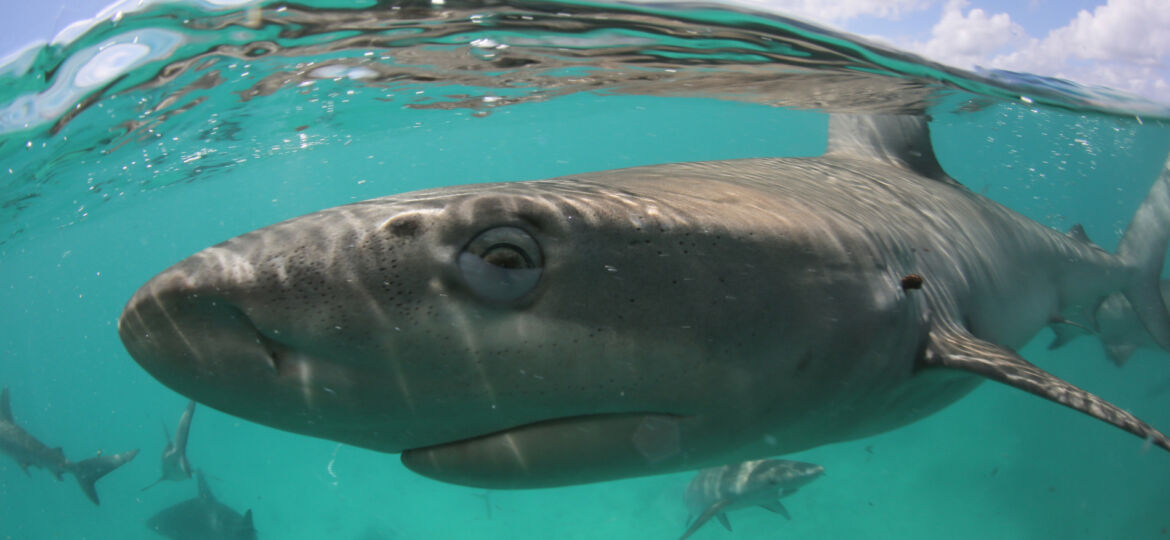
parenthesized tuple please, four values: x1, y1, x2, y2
(458, 226, 543, 303)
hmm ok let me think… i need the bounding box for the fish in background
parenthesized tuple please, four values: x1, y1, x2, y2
(143, 400, 196, 491)
(680, 459, 824, 540)
(146, 471, 257, 540)
(1050, 275, 1170, 367)
(0, 387, 139, 505)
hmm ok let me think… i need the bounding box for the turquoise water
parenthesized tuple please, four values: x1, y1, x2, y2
(2, 1, 1170, 538)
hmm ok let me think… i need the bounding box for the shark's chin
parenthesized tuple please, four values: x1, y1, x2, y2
(401, 412, 692, 489)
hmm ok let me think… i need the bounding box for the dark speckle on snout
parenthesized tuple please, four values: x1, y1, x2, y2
(387, 216, 422, 238)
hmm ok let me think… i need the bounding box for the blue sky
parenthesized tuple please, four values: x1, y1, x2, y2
(2, 0, 1167, 102)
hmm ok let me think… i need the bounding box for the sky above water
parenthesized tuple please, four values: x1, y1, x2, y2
(0, 0, 1166, 103)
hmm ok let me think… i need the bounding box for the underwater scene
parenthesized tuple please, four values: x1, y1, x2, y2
(2, 0, 1170, 538)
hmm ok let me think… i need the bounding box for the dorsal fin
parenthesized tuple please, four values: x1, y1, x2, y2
(919, 321, 1170, 452)
(759, 500, 790, 519)
(0, 387, 13, 423)
(1067, 224, 1092, 244)
(240, 509, 256, 535)
(196, 471, 215, 501)
(825, 114, 950, 183)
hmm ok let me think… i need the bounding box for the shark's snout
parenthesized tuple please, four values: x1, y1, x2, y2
(120, 265, 416, 455)
(119, 266, 293, 420)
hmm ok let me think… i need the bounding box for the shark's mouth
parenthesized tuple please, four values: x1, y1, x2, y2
(401, 412, 690, 489)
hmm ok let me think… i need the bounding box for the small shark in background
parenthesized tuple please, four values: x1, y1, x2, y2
(146, 471, 257, 540)
(680, 459, 824, 540)
(0, 387, 139, 505)
(1050, 277, 1170, 367)
(143, 400, 196, 491)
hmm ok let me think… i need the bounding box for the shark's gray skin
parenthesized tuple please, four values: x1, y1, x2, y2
(680, 459, 823, 540)
(0, 387, 140, 504)
(143, 399, 196, 491)
(119, 114, 1170, 488)
(1050, 279, 1170, 366)
(146, 471, 257, 540)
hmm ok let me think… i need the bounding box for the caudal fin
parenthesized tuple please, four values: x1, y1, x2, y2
(70, 448, 139, 505)
(1117, 154, 1170, 351)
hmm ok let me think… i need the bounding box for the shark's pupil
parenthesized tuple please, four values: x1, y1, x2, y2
(482, 244, 531, 269)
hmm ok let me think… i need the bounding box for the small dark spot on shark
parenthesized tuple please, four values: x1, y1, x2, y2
(900, 274, 924, 290)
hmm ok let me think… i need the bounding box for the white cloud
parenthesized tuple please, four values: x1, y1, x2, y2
(734, 0, 933, 23)
(906, 0, 1170, 102)
(990, 0, 1170, 98)
(916, 0, 1027, 68)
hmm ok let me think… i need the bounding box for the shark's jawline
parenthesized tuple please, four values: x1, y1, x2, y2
(402, 412, 690, 488)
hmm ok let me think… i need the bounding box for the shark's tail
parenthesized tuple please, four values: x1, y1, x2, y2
(1117, 154, 1170, 352)
(68, 448, 140, 505)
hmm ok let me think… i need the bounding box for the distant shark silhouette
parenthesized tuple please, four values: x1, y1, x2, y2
(680, 459, 824, 540)
(0, 387, 139, 505)
(146, 471, 257, 540)
(143, 400, 196, 491)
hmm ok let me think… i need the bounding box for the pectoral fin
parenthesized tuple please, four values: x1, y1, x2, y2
(1104, 344, 1137, 367)
(919, 321, 1170, 452)
(678, 501, 730, 540)
(759, 500, 791, 520)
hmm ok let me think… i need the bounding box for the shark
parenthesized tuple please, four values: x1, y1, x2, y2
(680, 459, 824, 540)
(1050, 279, 1170, 366)
(118, 114, 1170, 488)
(143, 399, 196, 491)
(146, 471, 257, 540)
(0, 387, 140, 504)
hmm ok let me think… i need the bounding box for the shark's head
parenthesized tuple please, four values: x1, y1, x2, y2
(754, 459, 825, 491)
(119, 171, 927, 488)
